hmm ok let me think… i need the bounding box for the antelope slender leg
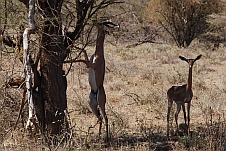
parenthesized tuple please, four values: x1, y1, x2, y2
(182, 103, 188, 135)
(97, 108, 102, 136)
(187, 102, 191, 135)
(97, 87, 108, 141)
(182, 104, 186, 125)
(175, 104, 181, 135)
(167, 97, 173, 137)
(89, 90, 102, 134)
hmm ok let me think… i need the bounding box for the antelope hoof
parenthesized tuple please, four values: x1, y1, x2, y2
(26, 117, 36, 132)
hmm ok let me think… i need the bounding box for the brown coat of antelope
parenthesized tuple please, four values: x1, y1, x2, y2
(167, 55, 202, 137)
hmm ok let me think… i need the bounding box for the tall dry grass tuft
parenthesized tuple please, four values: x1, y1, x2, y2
(178, 112, 226, 150)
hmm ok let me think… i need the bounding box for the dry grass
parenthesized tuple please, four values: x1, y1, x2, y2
(1, 40, 226, 150)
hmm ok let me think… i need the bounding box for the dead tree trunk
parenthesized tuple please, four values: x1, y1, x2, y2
(38, 9, 67, 135)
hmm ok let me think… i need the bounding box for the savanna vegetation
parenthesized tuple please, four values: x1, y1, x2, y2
(0, 0, 226, 150)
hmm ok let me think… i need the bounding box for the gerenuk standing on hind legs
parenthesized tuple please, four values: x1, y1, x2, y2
(64, 21, 119, 143)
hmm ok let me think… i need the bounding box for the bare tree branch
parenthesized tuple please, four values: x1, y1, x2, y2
(64, 0, 122, 51)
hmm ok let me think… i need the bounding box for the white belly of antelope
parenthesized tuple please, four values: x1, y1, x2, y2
(88, 57, 98, 92)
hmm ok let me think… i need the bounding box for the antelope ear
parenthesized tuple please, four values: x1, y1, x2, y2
(179, 56, 188, 62)
(194, 54, 202, 61)
(103, 21, 119, 28)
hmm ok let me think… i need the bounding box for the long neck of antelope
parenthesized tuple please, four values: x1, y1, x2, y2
(187, 65, 192, 91)
(95, 28, 105, 57)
